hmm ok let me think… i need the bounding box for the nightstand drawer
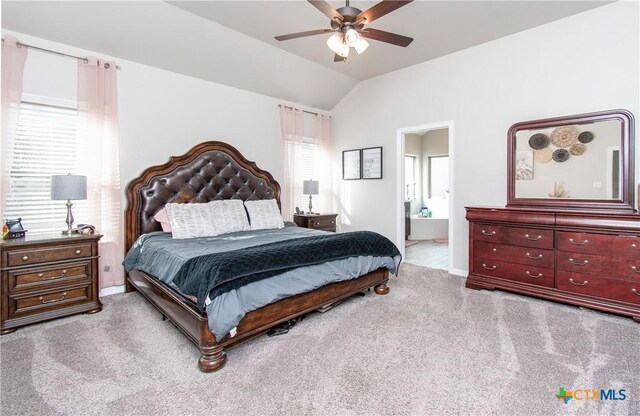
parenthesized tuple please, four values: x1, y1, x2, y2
(308, 218, 336, 229)
(6, 243, 93, 267)
(8, 285, 91, 318)
(8, 261, 92, 293)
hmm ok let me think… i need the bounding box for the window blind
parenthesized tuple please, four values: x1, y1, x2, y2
(285, 138, 320, 212)
(4, 101, 87, 234)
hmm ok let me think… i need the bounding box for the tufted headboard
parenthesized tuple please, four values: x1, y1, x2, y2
(124, 141, 281, 252)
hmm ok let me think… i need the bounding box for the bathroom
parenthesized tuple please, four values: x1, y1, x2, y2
(404, 128, 450, 270)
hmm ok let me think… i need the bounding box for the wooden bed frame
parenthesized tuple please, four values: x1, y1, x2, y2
(124, 141, 390, 372)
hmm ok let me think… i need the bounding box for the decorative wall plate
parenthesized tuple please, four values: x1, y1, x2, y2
(533, 148, 552, 163)
(569, 143, 586, 156)
(552, 148, 570, 162)
(528, 133, 550, 150)
(578, 131, 594, 143)
(550, 126, 579, 148)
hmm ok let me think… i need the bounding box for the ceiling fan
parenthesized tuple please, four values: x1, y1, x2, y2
(275, 0, 414, 62)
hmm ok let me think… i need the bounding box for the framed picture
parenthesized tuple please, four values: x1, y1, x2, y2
(362, 146, 383, 179)
(342, 149, 361, 180)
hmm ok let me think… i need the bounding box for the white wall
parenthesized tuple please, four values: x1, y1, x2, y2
(404, 133, 423, 214)
(6, 30, 326, 211)
(331, 2, 639, 275)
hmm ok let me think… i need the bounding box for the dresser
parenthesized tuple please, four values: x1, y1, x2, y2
(466, 207, 640, 322)
(293, 213, 338, 232)
(1, 233, 102, 334)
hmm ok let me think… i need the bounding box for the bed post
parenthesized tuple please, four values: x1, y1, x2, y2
(374, 283, 390, 295)
(198, 345, 227, 372)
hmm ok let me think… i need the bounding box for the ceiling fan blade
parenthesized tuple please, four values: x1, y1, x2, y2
(275, 29, 335, 41)
(334, 53, 346, 62)
(308, 0, 343, 23)
(357, 0, 414, 25)
(360, 28, 413, 47)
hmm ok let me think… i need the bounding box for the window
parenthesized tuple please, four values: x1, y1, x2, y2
(429, 155, 449, 199)
(4, 101, 87, 234)
(405, 155, 417, 200)
(286, 137, 321, 211)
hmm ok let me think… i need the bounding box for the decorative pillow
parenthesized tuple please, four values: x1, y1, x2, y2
(164, 202, 217, 239)
(208, 200, 250, 234)
(244, 199, 285, 230)
(153, 208, 172, 232)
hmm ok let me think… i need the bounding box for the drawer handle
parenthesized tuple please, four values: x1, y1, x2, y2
(524, 234, 542, 241)
(75, 249, 82, 255)
(525, 271, 542, 279)
(481, 263, 496, 270)
(525, 252, 543, 260)
(569, 278, 589, 286)
(38, 270, 67, 281)
(632, 288, 640, 296)
(330, 220, 335, 224)
(569, 238, 589, 246)
(632, 266, 640, 274)
(569, 258, 589, 266)
(39, 292, 67, 304)
(492, 248, 497, 252)
(481, 230, 496, 236)
(22, 255, 29, 261)
(633, 243, 638, 249)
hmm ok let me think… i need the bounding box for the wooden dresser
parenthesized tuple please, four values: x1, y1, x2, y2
(293, 213, 338, 232)
(466, 207, 640, 322)
(0, 233, 102, 334)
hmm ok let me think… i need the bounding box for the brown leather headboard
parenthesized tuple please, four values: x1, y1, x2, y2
(124, 141, 281, 251)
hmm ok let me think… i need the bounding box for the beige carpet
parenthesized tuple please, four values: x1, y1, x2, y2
(1, 264, 639, 415)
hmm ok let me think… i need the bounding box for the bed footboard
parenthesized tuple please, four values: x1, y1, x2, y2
(127, 268, 389, 372)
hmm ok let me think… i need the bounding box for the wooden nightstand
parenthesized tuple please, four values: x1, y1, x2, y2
(293, 213, 338, 232)
(0, 233, 102, 334)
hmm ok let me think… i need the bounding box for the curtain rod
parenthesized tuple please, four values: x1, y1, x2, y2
(1, 38, 121, 70)
(278, 104, 330, 118)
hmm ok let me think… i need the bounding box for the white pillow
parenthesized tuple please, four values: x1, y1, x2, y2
(209, 200, 250, 234)
(164, 202, 217, 239)
(244, 199, 285, 230)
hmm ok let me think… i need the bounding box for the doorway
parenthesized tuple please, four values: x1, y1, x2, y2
(396, 121, 454, 271)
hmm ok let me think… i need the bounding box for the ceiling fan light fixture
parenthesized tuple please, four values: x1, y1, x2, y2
(344, 28, 360, 46)
(354, 37, 369, 54)
(326, 32, 343, 53)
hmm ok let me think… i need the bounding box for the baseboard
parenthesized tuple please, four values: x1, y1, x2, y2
(448, 268, 468, 277)
(99, 285, 126, 297)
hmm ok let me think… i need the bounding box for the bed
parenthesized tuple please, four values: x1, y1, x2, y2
(124, 141, 397, 372)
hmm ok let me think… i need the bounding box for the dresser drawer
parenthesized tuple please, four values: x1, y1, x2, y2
(557, 252, 640, 281)
(473, 257, 554, 287)
(7, 261, 92, 293)
(473, 224, 553, 249)
(557, 232, 639, 258)
(557, 272, 640, 305)
(8, 285, 91, 318)
(474, 241, 554, 268)
(6, 243, 93, 267)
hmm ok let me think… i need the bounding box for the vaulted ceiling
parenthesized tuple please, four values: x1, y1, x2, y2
(2, 1, 611, 110)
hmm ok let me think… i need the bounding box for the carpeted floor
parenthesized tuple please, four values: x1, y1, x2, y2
(1, 264, 638, 415)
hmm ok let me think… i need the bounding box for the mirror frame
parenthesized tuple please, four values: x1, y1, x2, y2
(507, 109, 636, 213)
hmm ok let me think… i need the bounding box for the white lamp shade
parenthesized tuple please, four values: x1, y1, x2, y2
(51, 174, 87, 200)
(355, 37, 369, 54)
(345, 28, 360, 46)
(326, 33, 343, 53)
(303, 180, 319, 195)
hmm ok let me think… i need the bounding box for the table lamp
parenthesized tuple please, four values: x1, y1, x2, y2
(303, 180, 319, 214)
(51, 174, 87, 234)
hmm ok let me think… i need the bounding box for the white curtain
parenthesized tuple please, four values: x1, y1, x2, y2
(280, 106, 304, 220)
(77, 57, 123, 289)
(313, 114, 332, 214)
(1, 35, 28, 218)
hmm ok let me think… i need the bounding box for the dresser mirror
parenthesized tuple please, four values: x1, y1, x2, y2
(507, 109, 635, 212)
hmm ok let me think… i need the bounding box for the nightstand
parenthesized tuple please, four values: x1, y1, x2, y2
(293, 213, 338, 232)
(0, 233, 102, 334)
